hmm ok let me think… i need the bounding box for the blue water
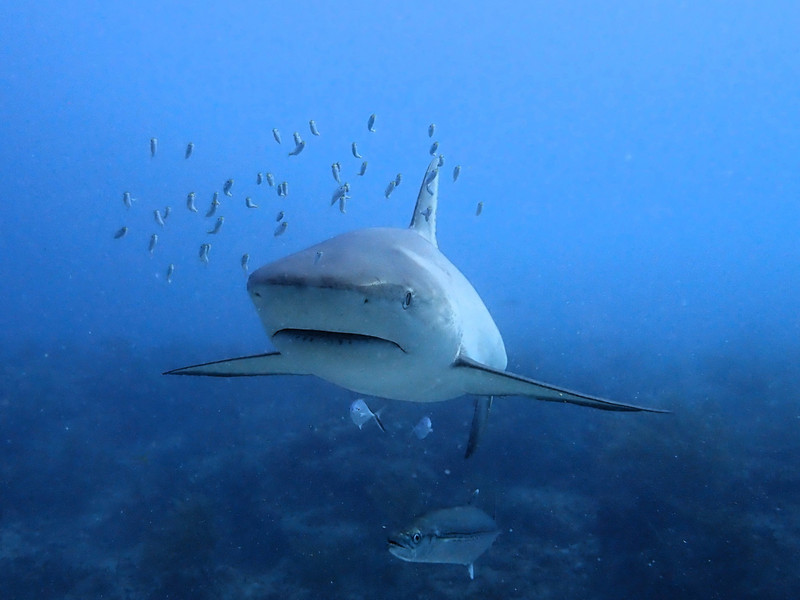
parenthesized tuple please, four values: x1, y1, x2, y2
(1, 2, 799, 598)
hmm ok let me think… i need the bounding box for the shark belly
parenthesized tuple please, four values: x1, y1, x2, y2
(271, 328, 463, 402)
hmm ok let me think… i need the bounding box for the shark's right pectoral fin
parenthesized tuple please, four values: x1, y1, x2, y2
(164, 352, 309, 377)
(454, 356, 669, 413)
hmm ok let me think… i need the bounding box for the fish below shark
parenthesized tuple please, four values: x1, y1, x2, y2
(165, 158, 667, 456)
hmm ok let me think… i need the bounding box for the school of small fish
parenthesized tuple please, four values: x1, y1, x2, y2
(113, 118, 471, 301)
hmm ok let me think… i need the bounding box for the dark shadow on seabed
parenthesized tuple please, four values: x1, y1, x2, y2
(0, 338, 798, 599)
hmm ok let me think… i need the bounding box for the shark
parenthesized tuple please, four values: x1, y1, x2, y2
(165, 158, 666, 456)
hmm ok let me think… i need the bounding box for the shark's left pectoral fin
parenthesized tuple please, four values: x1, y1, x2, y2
(164, 352, 309, 377)
(454, 356, 669, 413)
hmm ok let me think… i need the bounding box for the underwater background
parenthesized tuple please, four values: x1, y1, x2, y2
(1, 1, 799, 598)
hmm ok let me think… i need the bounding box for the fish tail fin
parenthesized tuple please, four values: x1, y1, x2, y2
(373, 407, 387, 433)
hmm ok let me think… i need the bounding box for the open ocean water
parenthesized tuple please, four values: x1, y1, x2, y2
(1, 2, 798, 598)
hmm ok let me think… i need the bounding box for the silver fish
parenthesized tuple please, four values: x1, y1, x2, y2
(339, 194, 349, 214)
(429, 141, 439, 156)
(349, 399, 385, 432)
(185, 142, 194, 159)
(292, 131, 303, 146)
(150, 137, 157, 157)
(288, 140, 305, 156)
(475, 202, 483, 216)
(163, 206, 171, 220)
(223, 179, 234, 197)
(148, 233, 158, 255)
(412, 416, 433, 440)
(309, 120, 320, 136)
(367, 113, 376, 132)
(388, 504, 499, 579)
(241, 253, 250, 272)
(113, 226, 128, 239)
(385, 180, 396, 199)
(276, 210, 285, 222)
(154, 209, 165, 227)
(351, 142, 362, 158)
(199, 243, 211, 264)
(332, 162, 341, 183)
(278, 181, 288, 197)
(272, 128, 281, 144)
(266, 172, 275, 187)
(330, 183, 349, 205)
(453, 165, 461, 182)
(122, 191, 133, 209)
(166, 263, 174, 283)
(358, 161, 368, 176)
(257, 172, 263, 185)
(394, 173, 402, 187)
(206, 193, 220, 217)
(274, 221, 288, 237)
(207, 216, 224, 234)
(246, 197, 258, 209)
(186, 192, 197, 213)
(428, 123, 435, 138)
(437, 154, 445, 167)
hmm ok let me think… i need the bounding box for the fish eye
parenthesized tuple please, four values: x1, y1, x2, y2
(402, 291, 413, 310)
(412, 532, 421, 544)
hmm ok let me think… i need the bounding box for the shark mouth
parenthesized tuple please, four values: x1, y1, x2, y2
(272, 328, 406, 353)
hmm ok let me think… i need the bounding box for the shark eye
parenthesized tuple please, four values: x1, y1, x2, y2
(412, 532, 421, 544)
(402, 291, 413, 310)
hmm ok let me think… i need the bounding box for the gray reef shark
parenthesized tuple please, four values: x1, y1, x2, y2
(166, 158, 666, 456)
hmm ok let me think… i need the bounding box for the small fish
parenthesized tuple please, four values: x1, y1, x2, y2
(351, 142, 362, 159)
(186, 192, 197, 213)
(272, 128, 281, 144)
(288, 140, 306, 156)
(388, 504, 499, 580)
(278, 181, 288, 197)
(428, 123, 435, 138)
(437, 154, 445, 167)
(154, 209, 165, 227)
(148, 233, 158, 255)
(166, 263, 174, 283)
(349, 399, 385, 432)
(122, 191, 133, 209)
(475, 202, 483, 216)
(199, 243, 211, 264)
(266, 172, 275, 187)
(150, 137, 157, 157)
(358, 161, 368, 176)
(185, 142, 194, 159)
(367, 113, 376, 132)
(206, 192, 220, 217)
(241, 253, 250, 272)
(309, 120, 320, 136)
(207, 216, 224, 234)
(412, 416, 433, 440)
(424, 168, 438, 194)
(385, 180, 396, 199)
(331, 162, 341, 183)
(274, 221, 288, 237)
(276, 210, 284, 222)
(339, 194, 349, 214)
(223, 179, 234, 197)
(429, 141, 439, 156)
(246, 196, 258, 208)
(453, 165, 461, 182)
(314, 250, 323, 265)
(395, 173, 402, 187)
(330, 183, 350, 205)
(257, 172, 263, 185)
(292, 131, 303, 146)
(113, 226, 128, 239)
(420, 206, 433, 222)
(163, 206, 171, 220)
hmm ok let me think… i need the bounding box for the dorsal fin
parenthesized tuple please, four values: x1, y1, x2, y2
(408, 158, 440, 247)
